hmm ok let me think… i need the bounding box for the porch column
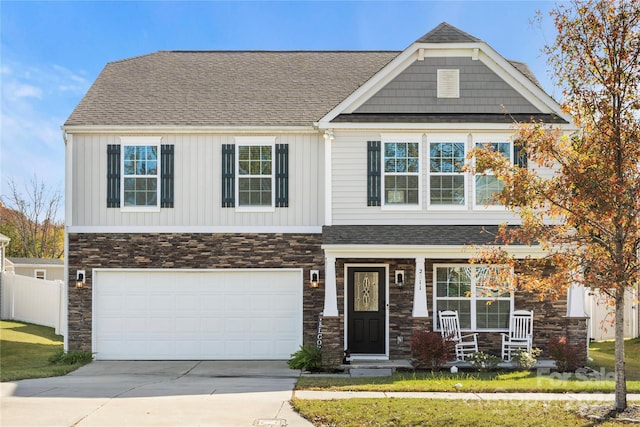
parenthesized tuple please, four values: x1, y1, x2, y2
(323, 255, 339, 317)
(412, 256, 429, 317)
(566, 283, 587, 317)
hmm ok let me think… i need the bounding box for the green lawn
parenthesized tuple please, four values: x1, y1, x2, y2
(291, 399, 630, 427)
(0, 320, 90, 382)
(589, 337, 640, 380)
(293, 339, 640, 425)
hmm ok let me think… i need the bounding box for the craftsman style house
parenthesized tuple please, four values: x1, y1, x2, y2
(63, 23, 587, 362)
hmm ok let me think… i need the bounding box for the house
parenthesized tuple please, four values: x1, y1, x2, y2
(5, 257, 64, 281)
(0, 233, 9, 273)
(63, 22, 587, 362)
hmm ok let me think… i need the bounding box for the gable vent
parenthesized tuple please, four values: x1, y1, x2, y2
(437, 69, 460, 98)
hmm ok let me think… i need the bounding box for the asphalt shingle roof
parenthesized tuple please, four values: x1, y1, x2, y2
(322, 225, 510, 246)
(65, 51, 398, 127)
(64, 23, 549, 128)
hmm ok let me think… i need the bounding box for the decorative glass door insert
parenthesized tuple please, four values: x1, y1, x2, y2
(354, 272, 379, 312)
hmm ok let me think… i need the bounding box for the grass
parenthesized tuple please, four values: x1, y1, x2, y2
(0, 320, 91, 382)
(291, 399, 629, 427)
(296, 369, 640, 393)
(588, 337, 640, 380)
(293, 339, 640, 425)
(296, 338, 640, 393)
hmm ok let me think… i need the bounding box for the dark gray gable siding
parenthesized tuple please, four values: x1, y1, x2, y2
(354, 57, 542, 115)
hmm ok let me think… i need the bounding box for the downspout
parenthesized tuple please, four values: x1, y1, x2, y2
(323, 129, 334, 226)
(62, 129, 72, 351)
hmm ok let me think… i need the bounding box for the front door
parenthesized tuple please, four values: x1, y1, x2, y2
(347, 267, 386, 355)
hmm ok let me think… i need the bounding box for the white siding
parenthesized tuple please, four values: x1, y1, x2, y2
(71, 133, 324, 228)
(331, 130, 527, 225)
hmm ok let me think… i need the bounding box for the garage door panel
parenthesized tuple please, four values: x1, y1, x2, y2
(94, 270, 302, 360)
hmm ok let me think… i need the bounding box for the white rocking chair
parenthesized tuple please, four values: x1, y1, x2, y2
(501, 310, 534, 361)
(438, 310, 478, 361)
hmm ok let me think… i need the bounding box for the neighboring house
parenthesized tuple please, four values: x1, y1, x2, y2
(63, 23, 587, 361)
(0, 233, 9, 273)
(6, 258, 65, 281)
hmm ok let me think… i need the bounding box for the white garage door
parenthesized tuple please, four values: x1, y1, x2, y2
(93, 269, 303, 360)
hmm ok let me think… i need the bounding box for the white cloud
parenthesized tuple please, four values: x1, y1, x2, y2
(11, 82, 42, 99)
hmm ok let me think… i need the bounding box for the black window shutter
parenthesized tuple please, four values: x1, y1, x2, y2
(367, 141, 381, 206)
(222, 144, 235, 207)
(275, 144, 289, 207)
(161, 144, 174, 208)
(107, 144, 121, 208)
(514, 142, 528, 168)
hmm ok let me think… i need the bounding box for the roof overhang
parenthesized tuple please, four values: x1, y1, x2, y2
(61, 125, 318, 135)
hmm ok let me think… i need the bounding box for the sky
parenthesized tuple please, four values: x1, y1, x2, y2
(0, 0, 561, 217)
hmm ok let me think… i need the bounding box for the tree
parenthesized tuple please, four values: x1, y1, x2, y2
(0, 176, 64, 259)
(471, 0, 639, 413)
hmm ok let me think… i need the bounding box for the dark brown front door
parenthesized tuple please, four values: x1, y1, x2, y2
(347, 267, 386, 354)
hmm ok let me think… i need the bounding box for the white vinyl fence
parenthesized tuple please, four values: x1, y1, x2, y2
(586, 287, 638, 341)
(0, 272, 65, 336)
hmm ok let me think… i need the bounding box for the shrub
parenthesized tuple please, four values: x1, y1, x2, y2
(468, 351, 501, 372)
(48, 349, 93, 365)
(547, 336, 585, 372)
(511, 348, 542, 371)
(288, 344, 323, 371)
(410, 330, 455, 371)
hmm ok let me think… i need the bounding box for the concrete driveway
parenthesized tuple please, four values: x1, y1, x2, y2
(0, 361, 313, 427)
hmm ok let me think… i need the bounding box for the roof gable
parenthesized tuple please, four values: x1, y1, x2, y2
(415, 22, 481, 43)
(318, 23, 571, 128)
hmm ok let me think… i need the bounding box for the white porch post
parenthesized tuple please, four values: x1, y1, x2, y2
(412, 256, 429, 317)
(323, 255, 339, 317)
(566, 283, 587, 317)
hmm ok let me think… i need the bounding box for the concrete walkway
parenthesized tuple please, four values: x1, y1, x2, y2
(294, 390, 640, 401)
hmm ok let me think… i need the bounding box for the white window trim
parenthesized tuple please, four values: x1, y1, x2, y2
(380, 133, 423, 211)
(119, 136, 162, 213)
(234, 136, 276, 213)
(471, 134, 513, 211)
(433, 263, 514, 332)
(34, 269, 46, 280)
(426, 133, 469, 210)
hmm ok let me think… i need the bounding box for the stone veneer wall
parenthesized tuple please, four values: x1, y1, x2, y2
(67, 233, 324, 352)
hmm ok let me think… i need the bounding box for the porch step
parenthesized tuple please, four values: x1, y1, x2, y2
(342, 359, 412, 377)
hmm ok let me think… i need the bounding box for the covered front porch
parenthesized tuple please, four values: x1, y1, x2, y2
(312, 225, 589, 367)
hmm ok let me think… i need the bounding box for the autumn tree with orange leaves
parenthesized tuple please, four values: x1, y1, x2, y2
(472, 0, 639, 413)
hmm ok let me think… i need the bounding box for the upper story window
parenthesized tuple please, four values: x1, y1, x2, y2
(35, 270, 46, 280)
(107, 137, 173, 211)
(428, 138, 466, 207)
(382, 136, 421, 207)
(474, 141, 511, 207)
(238, 144, 273, 207)
(434, 264, 513, 331)
(123, 144, 159, 209)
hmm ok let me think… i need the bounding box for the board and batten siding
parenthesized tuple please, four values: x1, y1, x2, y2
(70, 133, 324, 228)
(331, 131, 529, 226)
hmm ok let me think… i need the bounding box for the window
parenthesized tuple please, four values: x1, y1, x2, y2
(222, 138, 288, 209)
(383, 140, 420, 206)
(434, 264, 513, 331)
(474, 141, 511, 206)
(238, 145, 273, 207)
(122, 145, 159, 208)
(429, 141, 466, 206)
(35, 270, 46, 280)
